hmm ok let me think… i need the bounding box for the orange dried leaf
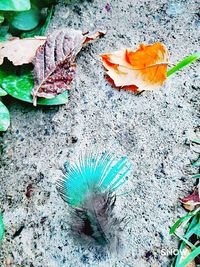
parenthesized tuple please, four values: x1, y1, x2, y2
(0, 37, 46, 66)
(100, 42, 169, 92)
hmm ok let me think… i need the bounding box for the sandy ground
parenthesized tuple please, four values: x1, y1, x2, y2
(0, 0, 200, 266)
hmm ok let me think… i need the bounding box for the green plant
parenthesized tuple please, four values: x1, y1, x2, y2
(0, 88, 10, 131)
(0, 65, 69, 106)
(0, 0, 56, 40)
(170, 140, 200, 267)
(170, 208, 200, 267)
(0, 0, 59, 131)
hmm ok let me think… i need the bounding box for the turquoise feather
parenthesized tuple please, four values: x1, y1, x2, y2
(57, 152, 132, 244)
(58, 152, 132, 207)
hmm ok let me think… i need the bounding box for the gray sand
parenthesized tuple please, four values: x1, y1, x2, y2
(0, 0, 199, 266)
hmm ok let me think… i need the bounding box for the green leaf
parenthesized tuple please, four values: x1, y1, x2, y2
(0, 70, 5, 84)
(0, 34, 12, 42)
(0, 25, 8, 35)
(0, 100, 10, 131)
(21, 5, 54, 38)
(167, 52, 200, 77)
(7, 7, 41, 31)
(37, 91, 69, 105)
(0, 0, 31, 11)
(0, 87, 7, 96)
(0, 25, 12, 41)
(1, 71, 68, 106)
(31, 0, 57, 8)
(176, 246, 200, 267)
(0, 213, 5, 241)
(0, 13, 4, 23)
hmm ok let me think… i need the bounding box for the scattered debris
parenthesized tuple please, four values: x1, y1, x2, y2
(12, 225, 24, 239)
(25, 184, 34, 198)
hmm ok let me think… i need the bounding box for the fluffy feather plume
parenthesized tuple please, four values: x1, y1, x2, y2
(57, 152, 132, 245)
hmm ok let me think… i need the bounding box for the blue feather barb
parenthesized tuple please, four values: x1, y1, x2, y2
(57, 152, 132, 245)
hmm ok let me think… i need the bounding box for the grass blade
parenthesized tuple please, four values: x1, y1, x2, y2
(0, 213, 4, 241)
(192, 174, 200, 179)
(177, 246, 200, 267)
(170, 214, 193, 235)
(170, 208, 200, 235)
(191, 140, 200, 145)
(167, 52, 200, 77)
(192, 157, 200, 167)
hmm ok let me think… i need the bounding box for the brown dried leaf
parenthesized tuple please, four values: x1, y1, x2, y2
(83, 31, 106, 45)
(0, 37, 46, 66)
(31, 29, 105, 105)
